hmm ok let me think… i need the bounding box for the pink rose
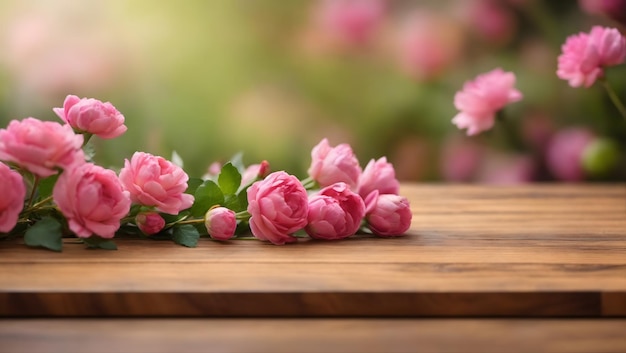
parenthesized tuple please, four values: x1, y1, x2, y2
(0, 162, 26, 233)
(119, 152, 194, 215)
(452, 68, 523, 136)
(0, 118, 84, 177)
(53, 95, 127, 139)
(365, 191, 412, 237)
(205, 207, 237, 241)
(306, 182, 365, 240)
(357, 157, 399, 200)
(247, 171, 308, 245)
(307, 138, 362, 189)
(53, 163, 131, 238)
(135, 211, 166, 235)
(557, 26, 626, 88)
(241, 160, 270, 186)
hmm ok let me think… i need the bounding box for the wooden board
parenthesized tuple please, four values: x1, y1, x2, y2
(1, 184, 625, 317)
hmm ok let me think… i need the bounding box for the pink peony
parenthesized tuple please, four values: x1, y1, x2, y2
(119, 152, 194, 215)
(365, 191, 412, 237)
(205, 207, 237, 241)
(546, 128, 595, 181)
(241, 160, 270, 187)
(53, 95, 127, 139)
(357, 157, 399, 200)
(308, 138, 362, 189)
(0, 162, 26, 233)
(53, 163, 131, 238)
(0, 118, 84, 177)
(247, 171, 309, 245)
(135, 211, 165, 235)
(306, 182, 365, 240)
(452, 68, 523, 136)
(557, 26, 626, 88)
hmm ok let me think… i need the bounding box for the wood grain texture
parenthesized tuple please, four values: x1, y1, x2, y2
(1, 184, 625, 317)
(1, 319, 625, 353)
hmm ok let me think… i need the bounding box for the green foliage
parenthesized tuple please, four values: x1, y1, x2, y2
(186, 178, 204, 195)
(83, 237, 118, 250)
(24, 217, 63, 252)
(172, 224, 200, 247)
(190, 180, 224, 217)
(218, 163, 241, 195)
(37, 174, 59, 200)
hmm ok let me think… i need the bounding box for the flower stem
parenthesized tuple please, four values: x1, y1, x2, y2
(601, 79, 626, 122)
(174, 218, 204, 225)
(26, 176, 40, 209)
(30, 195, 53, 210)
(235, 210, 250, 221)
(300, 176, 317, 190)
(82, 133, 93, 147)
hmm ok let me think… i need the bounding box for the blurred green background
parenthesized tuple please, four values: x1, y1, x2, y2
(1, 0, 625, 182)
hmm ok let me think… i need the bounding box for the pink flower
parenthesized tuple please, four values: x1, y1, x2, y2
(241, 160, 270, 187)
(0, 118, 84, 177)
(365, 191, 412, 237)
(205, 207, 237, 241)
(53, 163, 131, 238)
(308, 138, 362, 189)
(440, 135, 485, 182)
(463, 0, 517, 46)
(315, 0, 385, 47)
(247, 171, 308, 245)
(135, 212, 165, 235)
(53, 95, 127, 139)
(357, 157, 399, 200)
(0, 162, 26, 233)
(452, 68, 523, 136)
(546, 128, 595, 181)
(557, 26, 626, 88)
(306, 182, 365, 240)
(119, 152, 194, 215)
(579, 0, 626, 25)
(475, 152, 535, 184)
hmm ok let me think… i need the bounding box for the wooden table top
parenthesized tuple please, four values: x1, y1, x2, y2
(1, 183, 625, 317)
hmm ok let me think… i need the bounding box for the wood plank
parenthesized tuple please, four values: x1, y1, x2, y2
(1, 184, 625, 317)
(1, 319, 625, 353)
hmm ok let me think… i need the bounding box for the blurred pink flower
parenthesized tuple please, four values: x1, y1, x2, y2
(357, 157, 399, 200)
(119, 152, 194, 215)
(247, 171, 309, 245)
(306, 182, 365, 240)
(0, 118, 84, 177)
(440, 135, 485, 182)
(205, 207, 237, 241)
(0, 162, 26, 233)
(241, 160, 270, 187)
(308, 138, 362, 189)
(546, 128, 595, 181)
(579, 0, 626, 25)
(462, 0, 518, 46)
(135, 211, 166, 236)
(53, 95, 127, 139)
(452, 68, 523, 136)
(315, 0, 385, 47)
(476, 152, 535, 184)
(53, 163, 131, 238)
(364, 191, 411, 237)
(557, 26, 626, 88)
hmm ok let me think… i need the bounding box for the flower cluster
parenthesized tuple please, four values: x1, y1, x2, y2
(0, 99, 411, 251)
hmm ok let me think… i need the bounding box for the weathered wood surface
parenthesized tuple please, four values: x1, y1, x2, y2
(1, 184, 625, 317)
(1, 319, 625, 353)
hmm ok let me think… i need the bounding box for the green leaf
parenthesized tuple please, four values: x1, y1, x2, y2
(37, 174, 60, 200)
(190, 180, 224, 217)
(218, 163, 241, 195)
(185, 178, 204, 195)
(172, 224, 199, 248)
(83, 237, 118, 250)
(83, 140, 96, 162)
(24, 217, 63, 252)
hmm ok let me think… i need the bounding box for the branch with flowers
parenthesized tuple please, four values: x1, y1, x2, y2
(0, 96, 411, 251)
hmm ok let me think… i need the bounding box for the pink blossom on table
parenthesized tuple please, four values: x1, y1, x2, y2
(0, 162, 26, 233)
(119, 152, 194, 215)
(306, 182, 365, 240)
(452, 68, 523, 136)
(53, 163, 130, 238)
(314, 0, 385, 47)
(557, 26, 626, 88)
(308, 138, 362, 189)
(0, 118, 84, 177)
(53, 95, 126, 139)
(204, 207, 237, 241)
(579, 0, 626, 25)
(440, 135, 485, 182)
(241, 160, 270, 187)
(357, 157, 399, 200)
(247, 171, 309, 245)
(135, 212, 166, 236)
(364, 191, 411, 237)
(546, 128, 595, 181)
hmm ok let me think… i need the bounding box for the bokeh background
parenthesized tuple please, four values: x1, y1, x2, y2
(0, 0, 625, 182)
